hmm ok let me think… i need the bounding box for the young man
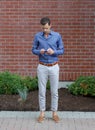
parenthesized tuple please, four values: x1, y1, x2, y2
(32, 17, 64, 123)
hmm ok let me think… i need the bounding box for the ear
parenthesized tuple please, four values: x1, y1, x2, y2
(50, 23, 52, 28)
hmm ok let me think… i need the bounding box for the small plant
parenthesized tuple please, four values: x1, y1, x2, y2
(17, 87, 28, 110)
(17, 87, 28, 102)
(68, 76, 95, 96)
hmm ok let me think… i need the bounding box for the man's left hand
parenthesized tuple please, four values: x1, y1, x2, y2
(46, 48, 54, 55)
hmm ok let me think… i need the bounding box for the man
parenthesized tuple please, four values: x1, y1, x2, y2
(32, 17, 64, 123)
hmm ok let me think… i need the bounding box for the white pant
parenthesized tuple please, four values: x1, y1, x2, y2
(37, 64, 59, 111)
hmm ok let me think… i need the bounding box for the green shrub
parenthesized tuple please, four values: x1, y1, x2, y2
(0, 71, 51, 95)
(21, 76, 38, 91)
(46, 80, 50, 89)
(0, 71, 23, 94)
(0, 71, 38, 95)
(67, 76, 95, 96)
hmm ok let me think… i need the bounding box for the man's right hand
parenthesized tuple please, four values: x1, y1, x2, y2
(40, 49, 46, 54)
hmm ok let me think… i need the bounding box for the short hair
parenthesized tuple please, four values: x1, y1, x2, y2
(40, 17, 51, 25)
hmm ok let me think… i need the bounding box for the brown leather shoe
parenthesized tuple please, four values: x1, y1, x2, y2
(52, 115, 60, 123)
(37, 115, 45, 123)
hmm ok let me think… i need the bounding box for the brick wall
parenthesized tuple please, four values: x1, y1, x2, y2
(0, 0, 95, 81)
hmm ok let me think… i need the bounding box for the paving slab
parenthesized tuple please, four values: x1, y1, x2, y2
(0, 111, 95, 130)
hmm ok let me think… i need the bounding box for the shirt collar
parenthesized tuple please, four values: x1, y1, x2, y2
(41, 30, 53, 36)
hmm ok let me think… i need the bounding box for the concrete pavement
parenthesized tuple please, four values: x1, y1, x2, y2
(0, 111, 95, 130)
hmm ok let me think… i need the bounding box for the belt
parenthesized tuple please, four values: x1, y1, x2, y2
(39, 62, 58, 66)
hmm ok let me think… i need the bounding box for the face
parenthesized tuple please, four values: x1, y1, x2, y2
(41, 23, 51, 34)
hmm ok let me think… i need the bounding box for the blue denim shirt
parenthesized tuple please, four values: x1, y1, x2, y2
(32, 30, 64, 63)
